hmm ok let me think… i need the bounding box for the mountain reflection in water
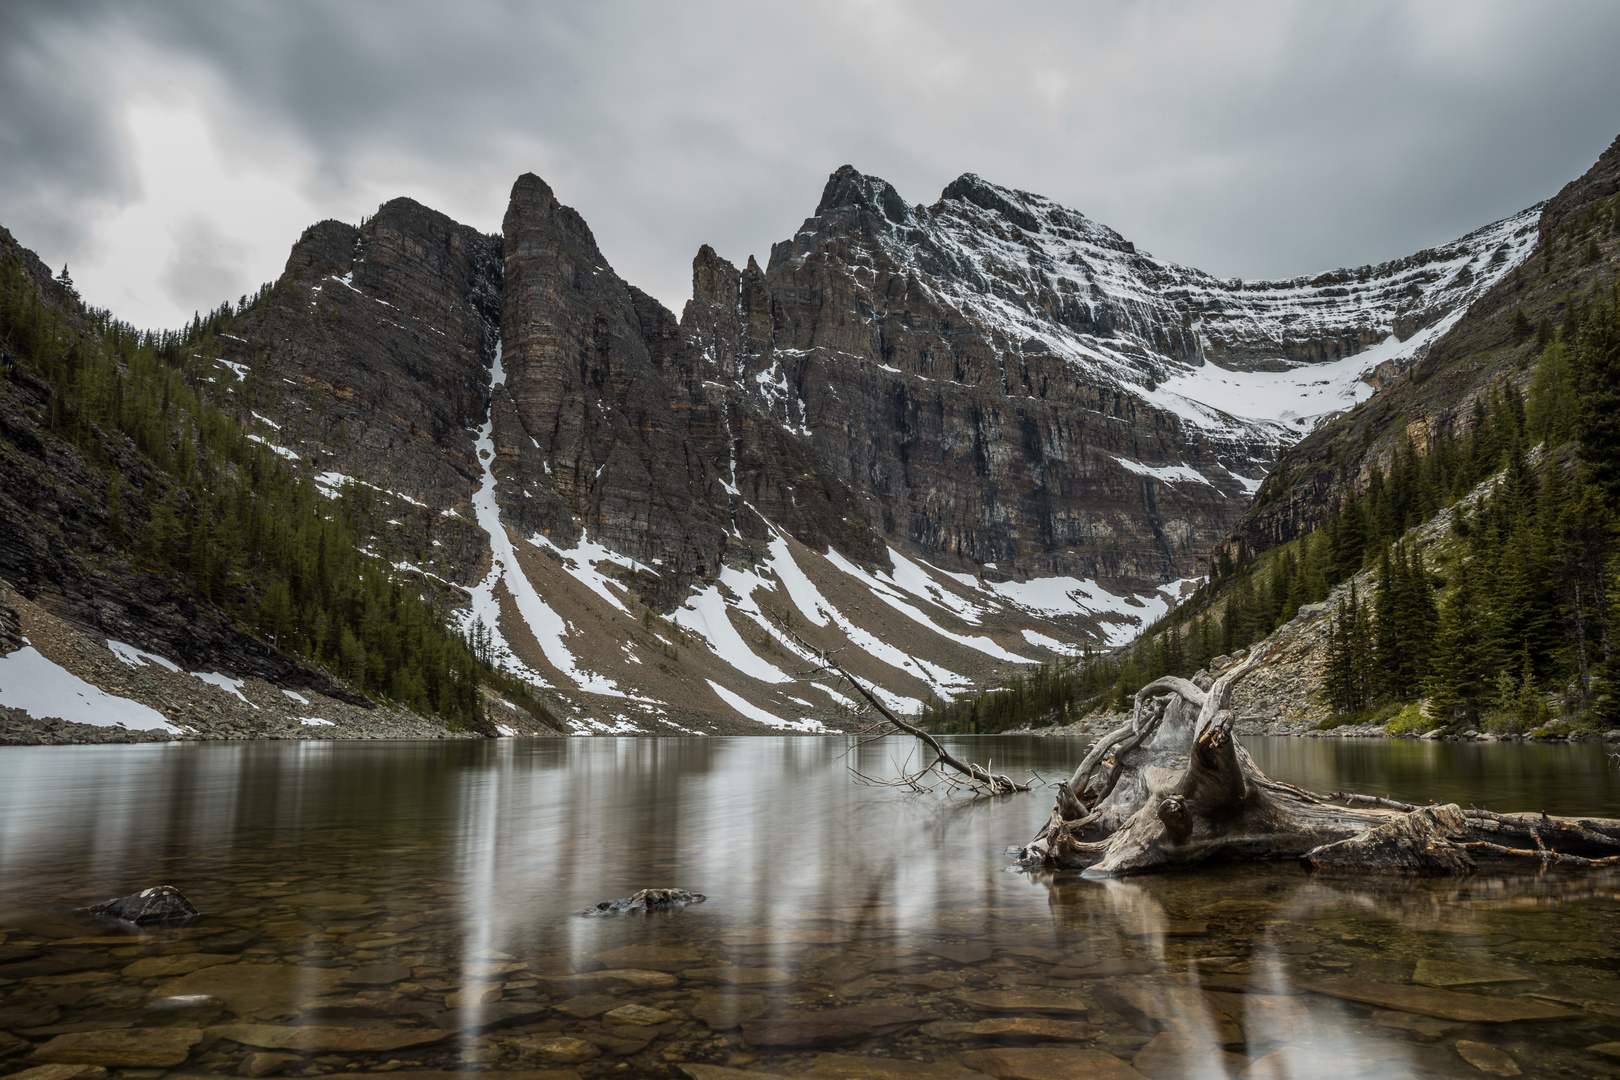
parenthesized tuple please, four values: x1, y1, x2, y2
(0, 735, 1616, 1078)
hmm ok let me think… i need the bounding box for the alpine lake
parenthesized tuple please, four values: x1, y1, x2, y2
(1, 735, 1618, 1080)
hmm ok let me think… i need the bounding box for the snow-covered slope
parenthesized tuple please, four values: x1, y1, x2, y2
(778, 170, 1540, 439)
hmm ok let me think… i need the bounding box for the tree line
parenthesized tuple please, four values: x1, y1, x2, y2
(0, 262, 551, 730)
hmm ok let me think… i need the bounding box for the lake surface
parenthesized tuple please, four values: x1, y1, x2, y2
(1, 735, 1618, 1079)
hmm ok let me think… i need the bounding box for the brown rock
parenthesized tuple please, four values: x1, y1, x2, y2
(603, 1003, 672, 1026)
(1591, 1043, 1620, 1061)
(1049, 958, 1156, 979)
(1093, 983, 1243, 1048)
(1411, 959, 1531, 988)
(678, 1066, 783, 1080)
(742, 1005, 928, 1047)
(950, 990, 1088, 1015)
(516, 1035, 600, 1064)
(1131, 1034, 1249, 1079)
(5, 1067, 110, 1080)
(922, 1016, 1091, 1042)
(29, 1028, 202, 1067)
(239, 1051, 299, 1077)
(1300, 977, 1581, 1022)
(592, 945, 705, 972)
(209, 1024, 453, 1052)
(922, 943, 993, 965)
(342, 963, 415, 986)
(1126, 921, 1207, 938)
(691, 993, 768, 1030)
(802, 1053, 982, 1079)
(554, 994, 623, 1019)
(685, 966, 792, 987)
(1370, 1009, 1461, 1041)
(443, 984, 502, 1009)
(1455, 1040, 1521, 1076)
(121, 953, 236, 979)
(961, 1047, 1148, 1079)
(150, 963, 350, 1019)
(0, 1030, 31, 1059)
(538, 968, 677, 992)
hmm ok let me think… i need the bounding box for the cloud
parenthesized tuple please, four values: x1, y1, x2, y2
(3, 0, 1619, 330)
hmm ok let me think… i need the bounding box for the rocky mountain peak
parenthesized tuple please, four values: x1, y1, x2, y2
(814, 164, 912, 226)
(939, 172, 1042, 233)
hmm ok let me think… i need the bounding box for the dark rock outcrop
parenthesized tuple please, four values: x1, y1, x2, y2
(89, 885, 199, 924)
(579, 888, 706, 916)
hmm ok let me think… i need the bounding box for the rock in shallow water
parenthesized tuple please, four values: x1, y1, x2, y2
(29, 1028, 202, 1067)
(87, 885, 198, 924)
(578, 887, 705, 915)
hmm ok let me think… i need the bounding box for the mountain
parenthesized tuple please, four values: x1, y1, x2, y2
(1006, 133, 1620, 738)
(0, 159, 1551, 737)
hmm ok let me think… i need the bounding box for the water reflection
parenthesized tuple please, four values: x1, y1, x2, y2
(0, 736, 1615, 1078)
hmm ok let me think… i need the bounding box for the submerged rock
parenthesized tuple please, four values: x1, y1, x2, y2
(579, 887, 705, 916)
(87, 885, 198, 924)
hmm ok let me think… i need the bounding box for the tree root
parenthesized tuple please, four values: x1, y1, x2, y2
(1020, 644, 1620, 876)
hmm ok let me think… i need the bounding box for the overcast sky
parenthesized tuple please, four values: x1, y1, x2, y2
(3, 1, 1618, 331)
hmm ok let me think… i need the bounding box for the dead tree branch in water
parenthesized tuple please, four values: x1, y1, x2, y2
(775, 623, 1029, 795)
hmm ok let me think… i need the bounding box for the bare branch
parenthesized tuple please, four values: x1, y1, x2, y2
(774, 621, 1029, 794)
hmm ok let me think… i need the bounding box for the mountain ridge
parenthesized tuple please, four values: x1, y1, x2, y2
(0, 154, 1568, 737)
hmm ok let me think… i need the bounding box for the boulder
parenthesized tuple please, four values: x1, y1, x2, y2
(578, 888, 705, 915)
(29, 1028, 202, 1067)
(87, 885, 197, 924)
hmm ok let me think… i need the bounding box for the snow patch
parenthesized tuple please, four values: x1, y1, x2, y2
(0, 647, 181, 733)
(281, 689, 310, 705)
(191, 671, 258, 709)
(706, 680, 825, 732)
(298, 717, 335, 727)
(461, 340, 625, 697)
(107, 640, 181, 672)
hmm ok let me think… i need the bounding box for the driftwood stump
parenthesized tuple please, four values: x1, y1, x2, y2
(1022, 646, 1620, 875)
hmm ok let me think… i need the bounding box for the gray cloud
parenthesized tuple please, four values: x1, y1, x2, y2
(4, 0, 1619, 324)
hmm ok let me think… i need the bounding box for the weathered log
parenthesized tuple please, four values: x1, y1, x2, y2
(1023, 645, 1620, 876)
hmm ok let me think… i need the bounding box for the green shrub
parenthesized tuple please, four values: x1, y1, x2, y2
(1384, 702, 1435, 735)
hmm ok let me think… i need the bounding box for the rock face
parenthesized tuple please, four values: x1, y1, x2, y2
(1230, 132, 1618, 560)
(0, 150, 1559, 735)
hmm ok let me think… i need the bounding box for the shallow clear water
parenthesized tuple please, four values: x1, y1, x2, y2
(0, 735, 1617, 1079)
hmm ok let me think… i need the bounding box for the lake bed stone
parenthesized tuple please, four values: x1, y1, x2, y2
(603, 1003, 672, 1026)
(6, 1066, 110, 1080)
(921, 1016, 1092, 1042)
(29, 1027, 202, 1067)
(960, 1046, 1148, 1079)
(690, 993, 767, 1029)
(1130, 1034, 1250, 1080)
(801, 1052, 982, 1078)
(120, 953, 235, 979)
(342, 963, 414, 985)
(87, 886, 197, 925)
(578, 888, 705, 916)
(1412, 959, 1532, 988)
(516, 1035, 600, 1063)
(740, 1005, 929, 1047)
(592, 945, 705, 972)
(1455, 1040, 1521, 1076)
(151, 962, 350, 1019)
(950, 990, 1088, 1015)
(1300, 977, 1581, 1022)
(685, 966, 791, 987)
(208, 1023, 452, 1052)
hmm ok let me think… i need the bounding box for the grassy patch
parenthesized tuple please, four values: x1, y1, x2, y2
(1314, 700, 1408, 731)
